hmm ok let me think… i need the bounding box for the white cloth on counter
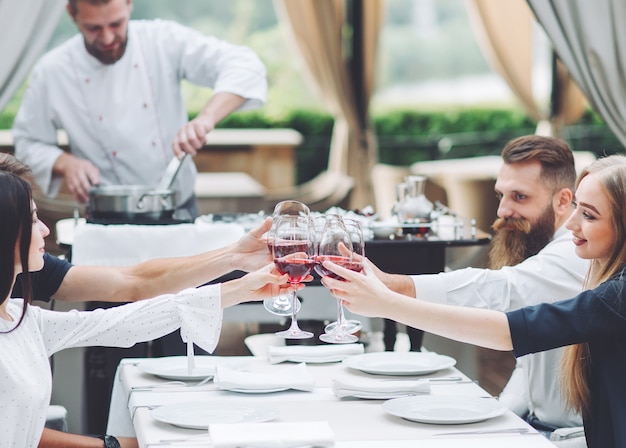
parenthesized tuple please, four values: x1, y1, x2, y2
(0, 285, 222, 448)
(71, 221, 244, 266)
(332, 377, 430, 399)
(210, 421, 335, 448)
(267, 343, 364, 364)
(215, 362, 314, 392)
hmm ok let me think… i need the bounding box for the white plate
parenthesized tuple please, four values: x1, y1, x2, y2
(227, 387, 289, 394)
(343, 352, 456, 376)
(151, 403, 278, 430)
(137, 356, 222, 381)
(383, 395, 506, 425)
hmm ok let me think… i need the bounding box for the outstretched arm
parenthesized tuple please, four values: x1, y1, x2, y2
(321, 260, 512, 351)
(53, 218, 273, 303)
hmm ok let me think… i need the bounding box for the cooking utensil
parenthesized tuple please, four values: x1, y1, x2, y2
(87, 185, 177, 222)
(87, 154, 188, 223)
(156, 153, 188, 191)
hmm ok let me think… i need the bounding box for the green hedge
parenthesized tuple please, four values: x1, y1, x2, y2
(2, 107, 622, 183)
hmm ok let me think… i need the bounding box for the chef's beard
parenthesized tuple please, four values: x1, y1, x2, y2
(488, 203, 555, 269)
(84, 33, 128, 65)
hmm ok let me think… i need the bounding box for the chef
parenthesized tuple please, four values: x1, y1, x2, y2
(12, 0, 267, 219)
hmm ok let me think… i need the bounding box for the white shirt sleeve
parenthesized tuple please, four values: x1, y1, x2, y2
(155, 20, 267, 110)
(35, 284, 223, 356)
(410, 227, 588, 311)
(12, 63, 65, 197)
(498, 357, 530, 417)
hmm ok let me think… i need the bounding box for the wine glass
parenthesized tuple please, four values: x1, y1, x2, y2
(273, 200, 311, 217)
(263, 200, 310, 315)
(272, 215, 316, 339)
(323, 218, 364, 336)
(316, 216, 360, 344)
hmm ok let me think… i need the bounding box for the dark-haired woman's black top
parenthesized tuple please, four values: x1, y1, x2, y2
(11, 253, 72, 302)
(507, 275, 626, 448)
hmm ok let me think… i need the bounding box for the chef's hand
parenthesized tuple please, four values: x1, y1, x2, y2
(53, 153, 100, 203)
(172, 114, 215, 157)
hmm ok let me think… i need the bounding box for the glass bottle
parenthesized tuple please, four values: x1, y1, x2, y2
(397, 175, 434, 225)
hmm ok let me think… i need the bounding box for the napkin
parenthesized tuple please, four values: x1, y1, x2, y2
(71, 221, 244, 266)
(210, 421, 335, 448)
(267, 343, 364, 364)
(215, 362, 314, 392)
(332, 377, 430, 399)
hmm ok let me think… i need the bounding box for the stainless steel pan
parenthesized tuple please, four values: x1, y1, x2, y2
(87, 155, 187, 222)
(87, 185, 177, 220)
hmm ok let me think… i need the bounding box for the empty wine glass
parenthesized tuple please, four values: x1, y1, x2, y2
(316, 216, 359, 344)
(263, 200, 310, 315)
(272, 215, 316, 339)
(323, 218, 364, 336)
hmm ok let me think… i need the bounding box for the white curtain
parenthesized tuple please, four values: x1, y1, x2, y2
(527, 0, 626, 146)
(0, 0, 66, 112)
(465, 0, 586, 137)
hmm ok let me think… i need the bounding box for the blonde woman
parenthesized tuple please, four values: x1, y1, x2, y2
(322, 156, 626, 448)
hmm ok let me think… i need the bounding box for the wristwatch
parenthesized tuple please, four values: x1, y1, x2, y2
(98, 435, 121, 448)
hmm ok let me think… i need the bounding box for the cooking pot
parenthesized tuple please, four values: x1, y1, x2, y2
(87, 185, 177, 222)
(86, 155, 187, 223)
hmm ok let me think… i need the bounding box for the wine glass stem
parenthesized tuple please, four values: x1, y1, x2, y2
(287, 285, 301, 333)
(337, 298, 346, 327)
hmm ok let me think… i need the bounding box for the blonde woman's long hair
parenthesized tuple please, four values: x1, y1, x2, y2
(560, 156, 626, 416)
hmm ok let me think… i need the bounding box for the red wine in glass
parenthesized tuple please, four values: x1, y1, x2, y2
(314, 255, 363, 280)
(268, 241, 311, 259)
(275, 257, 316, 283)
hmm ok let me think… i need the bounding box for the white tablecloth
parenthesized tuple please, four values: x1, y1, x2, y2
(70, 221, 244, 266)
(107, 356, 556, 448)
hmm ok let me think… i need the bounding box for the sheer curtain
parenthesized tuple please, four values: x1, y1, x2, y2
(465, 0, 586, 137)
(0, 0, 66, 112)
(273, 0, 384, 208)
(528, 0, 626, 146)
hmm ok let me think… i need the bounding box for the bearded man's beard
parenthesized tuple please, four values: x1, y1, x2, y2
(84, 34, 128, 65)
(488, 203, 555, 269)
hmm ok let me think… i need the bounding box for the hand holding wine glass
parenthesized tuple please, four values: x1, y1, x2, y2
(316, 216, 360, 344)
(263, 200, 310, 316)
(322, 219, 364, 337)
(272, 215, 316, 339)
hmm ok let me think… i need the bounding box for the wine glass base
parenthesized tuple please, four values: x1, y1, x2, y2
(319, 332, 359, 344)
(275, 329, 314, 339)
(325, 320, 362, 335)
(263, 296, 302, 316)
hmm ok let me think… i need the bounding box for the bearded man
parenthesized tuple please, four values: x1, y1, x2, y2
(12, 0, 266, 218)
(372, 135, 589, 440)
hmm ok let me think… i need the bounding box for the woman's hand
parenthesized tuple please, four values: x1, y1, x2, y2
(221, 263, 311, 308)
(321, 258, 394, 318)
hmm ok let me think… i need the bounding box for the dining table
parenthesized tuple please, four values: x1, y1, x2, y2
(106, 351, 556, 448)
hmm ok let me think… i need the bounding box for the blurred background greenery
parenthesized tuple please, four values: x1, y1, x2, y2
(0, 0, 622, 183)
